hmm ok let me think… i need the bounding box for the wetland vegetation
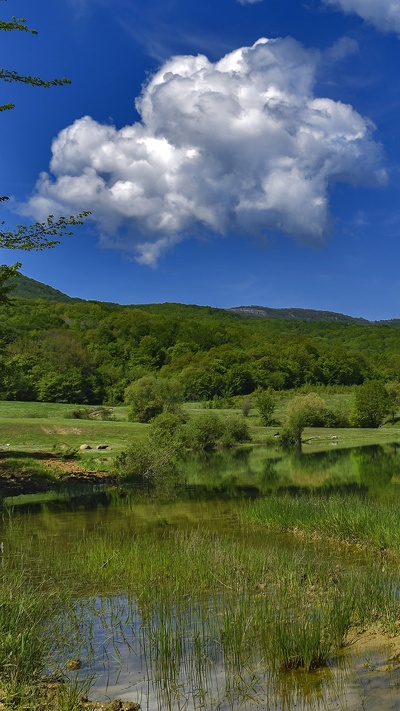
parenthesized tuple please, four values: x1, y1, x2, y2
(3, 428, 400, 709)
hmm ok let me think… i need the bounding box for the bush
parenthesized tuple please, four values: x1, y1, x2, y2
(220, 415, 251, 447)
(124, 376, 183, 423)
(287, 393, 330, 427)
(241, 399, 252, 417)
(254, 388, 276, 426)
(352, 381, 389, 428)
(149, 412, 186, 453)
(280, 393, 333, 449)
(114, 439, 182, 489)
(184, 412, 226, 451)
(184, 412, 251, 451)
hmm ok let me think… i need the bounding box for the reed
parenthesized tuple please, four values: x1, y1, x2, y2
(242, 492, 400, 551)
(2, 505, 400, 709)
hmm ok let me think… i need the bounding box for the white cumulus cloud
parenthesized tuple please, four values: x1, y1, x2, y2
(323, 0, 400, 34)
(24, 37, 385, 266)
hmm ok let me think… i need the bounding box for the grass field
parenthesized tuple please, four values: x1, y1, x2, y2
(1, 396, 400, 480)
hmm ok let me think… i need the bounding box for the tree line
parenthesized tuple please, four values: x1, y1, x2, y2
(0, 297, 400, 406)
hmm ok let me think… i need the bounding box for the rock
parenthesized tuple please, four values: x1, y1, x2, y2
(96, 444, 109, 450)
(79, 444, 92, 450)
(65, 658, 82, 670)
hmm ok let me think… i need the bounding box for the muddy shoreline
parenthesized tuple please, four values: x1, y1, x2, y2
(0, 458, 117, 498)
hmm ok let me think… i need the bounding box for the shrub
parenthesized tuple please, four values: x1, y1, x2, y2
(149, 412, 186, 453)
(124, 376, 183, 423)
(280, 393, 332, 449)
(184, 412, 226, 451)
(352, 381, 389, 428)
(220, 415, 251, 447)
(184, 412, 251, 451)
(241, 399, 252, 417)
(254, 388, 276, 426)
(114, 439, 182, 489)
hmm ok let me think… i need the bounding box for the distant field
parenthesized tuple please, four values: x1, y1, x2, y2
(1, 398, 400, 475)
(0, 401, 146, 471)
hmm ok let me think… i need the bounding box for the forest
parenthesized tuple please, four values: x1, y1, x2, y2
(1, 295, 400, 406)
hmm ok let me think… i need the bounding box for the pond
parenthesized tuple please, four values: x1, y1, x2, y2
(3, 443, 400, 710)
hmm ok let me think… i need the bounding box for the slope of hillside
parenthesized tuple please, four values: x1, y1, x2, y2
(228, 306, 369, 324)
(9, 273, 81, 303)
(5, 272, 399, 326)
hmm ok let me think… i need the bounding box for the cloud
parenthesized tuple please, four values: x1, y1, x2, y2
(325, 36, 359, 62)
(24, 37, 385, 266)
(237, 0, 263, 4)
(323, 0, 400, 34)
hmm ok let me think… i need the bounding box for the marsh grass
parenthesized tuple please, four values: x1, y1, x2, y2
(0, 572, 60, 706)
(242, 493, 400, 551)
(2, 506, 400, 710)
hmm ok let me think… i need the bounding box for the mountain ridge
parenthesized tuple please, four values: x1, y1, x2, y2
(7, 272, 399, 326)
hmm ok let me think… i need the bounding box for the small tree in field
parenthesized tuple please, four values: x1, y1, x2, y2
(184, 412, 225, 451)
(353, 381, 389, 428)
(124, 376, 183, 423)
(385, 381, 400, 422)
(254, 388, 276, 426)
(241, 398, 252, 417)
(114, 439, 182, 490)
(280, 393, 330, 449)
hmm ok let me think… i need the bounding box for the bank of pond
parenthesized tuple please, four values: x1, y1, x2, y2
(3, 443, 400, 710)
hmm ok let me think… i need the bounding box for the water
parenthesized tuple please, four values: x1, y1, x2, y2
(3, 442, 400, 710)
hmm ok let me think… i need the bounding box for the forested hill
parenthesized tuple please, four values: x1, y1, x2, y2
(7, 273, 398, 326)
(1, 283, 400, 405)
(8, 273, 82, 303)
(228, 306, 370, 325)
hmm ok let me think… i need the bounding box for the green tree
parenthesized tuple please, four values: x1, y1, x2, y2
(124, 376, 183, 423)
(220, 414, 251, 447)
(384, 381, 400, 422)
(0, 8, 89, 302)
(37, 367, 87, 403)
(183, 412, 250, 451)
(114, 438, 182, 490)
(254, 388, 276, 426)
(287, 393, 330, 427)
(184, 412, 226, 451)
(280, 393, 331, 449)
(353, 381, 389, 428)
(148, 412, 185, 452)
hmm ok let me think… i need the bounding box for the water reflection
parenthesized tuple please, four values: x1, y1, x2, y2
(182, 443, 400, 499)
(59, 593, 400, 711)
(3, 443, 400, 515)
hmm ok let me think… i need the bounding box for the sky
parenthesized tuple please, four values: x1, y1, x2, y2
(1, 0, 400, 319)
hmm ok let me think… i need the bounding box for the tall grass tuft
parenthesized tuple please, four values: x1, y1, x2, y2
(242, 492, 400, 551)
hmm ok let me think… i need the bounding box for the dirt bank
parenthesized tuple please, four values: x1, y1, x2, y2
(0, 456, 117, 498)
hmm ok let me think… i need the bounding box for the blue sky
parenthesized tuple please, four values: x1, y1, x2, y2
(1, 0, 400, 319)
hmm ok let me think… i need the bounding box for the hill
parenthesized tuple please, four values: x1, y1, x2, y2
(228, 305, 370, 324)
(7, 273, 396, 326)
(9, 273, 82, 303)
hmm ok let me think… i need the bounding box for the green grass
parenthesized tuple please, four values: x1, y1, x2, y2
(241, 492, 400, 551)
(0, 490, 400, 711)
(0, 401, 147, 471)
(2, 513, 400, 709)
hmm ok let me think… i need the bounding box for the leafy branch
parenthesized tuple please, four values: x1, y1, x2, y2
(0, 211, 92, 251)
